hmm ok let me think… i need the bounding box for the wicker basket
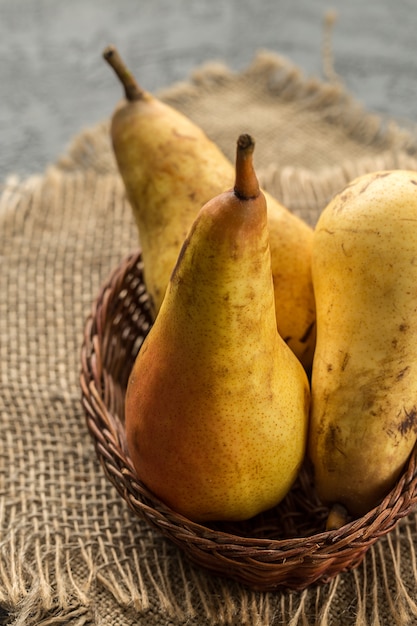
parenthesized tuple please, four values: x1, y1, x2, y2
(80, 249, 417, 592)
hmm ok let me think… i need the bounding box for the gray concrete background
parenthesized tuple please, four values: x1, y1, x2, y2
(2, 0, 417, 182)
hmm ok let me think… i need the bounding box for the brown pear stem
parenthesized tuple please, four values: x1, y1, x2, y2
(103, 44, 146, 101)
(234, 134, 260, 201)
(325, 503, 348, 531)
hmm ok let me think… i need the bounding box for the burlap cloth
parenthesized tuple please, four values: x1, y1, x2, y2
(3, 49, 417, 626)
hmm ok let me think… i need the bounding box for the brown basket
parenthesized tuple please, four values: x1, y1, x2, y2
(80, 249, 417, 592)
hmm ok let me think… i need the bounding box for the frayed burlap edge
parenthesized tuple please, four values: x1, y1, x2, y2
(54, 49, 417, 225)
(55, 49, 417, 173)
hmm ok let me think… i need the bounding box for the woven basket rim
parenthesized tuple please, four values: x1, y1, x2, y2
(80, 249, 417, 591)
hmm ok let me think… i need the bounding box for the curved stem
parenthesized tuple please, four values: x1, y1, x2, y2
(103, 44, 145, 102)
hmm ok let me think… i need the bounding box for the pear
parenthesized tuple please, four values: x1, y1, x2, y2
(125, 134, 310, 523)
(309, 170, 417, 522)
(103, 45, 315, 372)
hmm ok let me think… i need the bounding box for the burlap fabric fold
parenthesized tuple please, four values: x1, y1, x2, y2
(3, 51, 417, 626)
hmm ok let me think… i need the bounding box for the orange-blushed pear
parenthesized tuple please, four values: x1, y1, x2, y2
(125, 134, 310, 522)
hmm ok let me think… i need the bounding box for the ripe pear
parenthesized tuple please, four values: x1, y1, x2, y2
(103, 45, 315, 372)
(309, 170, 417, 522)
(125, 134, 310, 523)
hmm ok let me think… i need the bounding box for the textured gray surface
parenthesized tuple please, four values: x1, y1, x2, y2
(2, 0, 417, 181)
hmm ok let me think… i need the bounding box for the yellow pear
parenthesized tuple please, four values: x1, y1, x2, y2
(103, 45, 315, 372)
(125, 134, 310, 522)
(309, 170, 417, 522)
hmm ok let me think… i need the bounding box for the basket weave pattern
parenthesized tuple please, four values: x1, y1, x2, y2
(80, 250, 417, 591)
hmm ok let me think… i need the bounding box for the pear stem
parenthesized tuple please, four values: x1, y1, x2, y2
(103, 44, 146, 102)
(234, 134, 260, 201)
(325, 503, 348, 531)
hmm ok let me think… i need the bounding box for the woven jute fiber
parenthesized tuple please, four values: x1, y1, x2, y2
(3, 50, 417, 626)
